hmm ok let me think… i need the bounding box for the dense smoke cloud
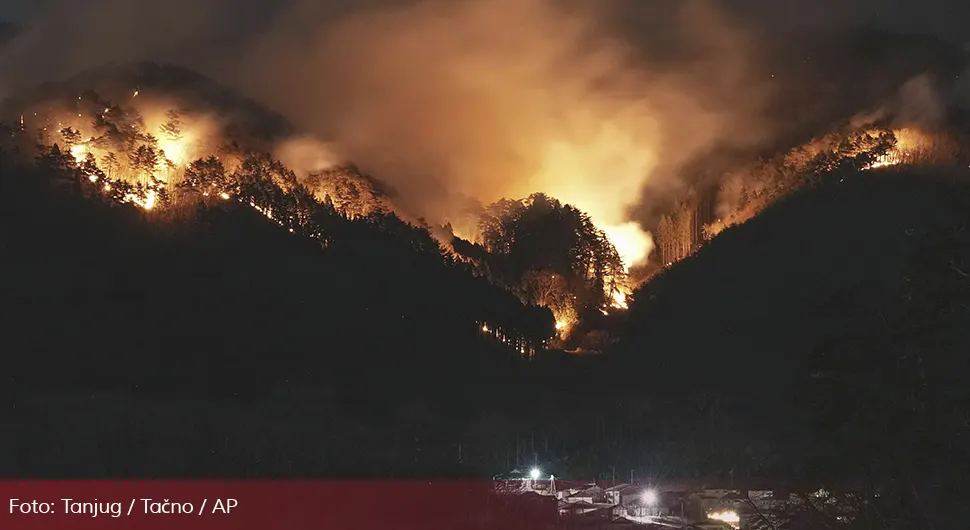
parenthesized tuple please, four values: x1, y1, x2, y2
(275, 136, 345, 177)
(238, 0, 776, 266)
(1, 0, 779, 267)
(0, 0, 245, 93)
(895, 75, 948, 130)
(851, 73, 951, 131)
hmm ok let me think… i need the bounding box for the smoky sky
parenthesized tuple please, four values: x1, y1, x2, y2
(4, 0, 970, 42)
(1, 0, 967, 267)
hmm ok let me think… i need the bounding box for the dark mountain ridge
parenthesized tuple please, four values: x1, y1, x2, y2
(621, 166, 970, 388)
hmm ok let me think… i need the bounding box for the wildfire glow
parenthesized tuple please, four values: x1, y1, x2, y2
(601, 222, 654, 272)
(707, 510, 740, 528)
(129, 190, 157, 210)
(526, 137, 658, 269)
(70, 145, 87, 163)
(158, 137, 187, 167)
(609, 289, 628, 309)
(863, 128, 935, 171)
(865, 157, 899, 170)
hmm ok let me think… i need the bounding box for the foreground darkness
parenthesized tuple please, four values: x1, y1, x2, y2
(2, 146, 969, 488)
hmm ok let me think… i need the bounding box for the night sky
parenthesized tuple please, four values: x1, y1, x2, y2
(2, 0, 969, 44)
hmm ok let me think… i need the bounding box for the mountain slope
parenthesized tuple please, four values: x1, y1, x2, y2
(0, 155, 552, 401)
(619, 166, 970, 392)
(0, 62, 295, 150)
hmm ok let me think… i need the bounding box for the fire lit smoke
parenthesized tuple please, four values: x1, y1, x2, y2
(274, 136, 345, 177)
(236, 0, 775, 269)
(2, 0, 776, 271)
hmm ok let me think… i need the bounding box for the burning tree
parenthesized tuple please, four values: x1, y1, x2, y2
(303, 165, 388, 219)
(478, 193, 625, 335)
(180, 155, 228, 197)
(159, 109, 183, 142)
(704, 128, 900, 239)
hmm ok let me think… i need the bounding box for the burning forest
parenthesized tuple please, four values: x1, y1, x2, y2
(4, 2, 970, 528)
(0, 61, 654, 351)
(2, 52, 969, 356)
(2, 0, 967, 354)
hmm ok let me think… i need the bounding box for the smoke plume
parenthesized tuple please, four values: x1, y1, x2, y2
(235, 0, 775, 266)
(1, 0, 778, 268)
(275, 136, 345, 177)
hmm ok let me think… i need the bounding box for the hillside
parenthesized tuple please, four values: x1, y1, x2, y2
(0, 62, 295, 150)
(616, 166, 970, 489)
(0, 146, 570, 474)
(621, 166, 970, 384)
(1, 35, 968, 493)
(0, 155, 556, 390)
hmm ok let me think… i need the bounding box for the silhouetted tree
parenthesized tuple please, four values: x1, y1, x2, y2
(159, 109, 183, 141)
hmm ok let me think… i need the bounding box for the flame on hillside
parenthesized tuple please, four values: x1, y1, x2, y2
(863, 128, 939, 171)
(704, 127, 948, 242)
(524, 134, 659, 271)
(610, 289, 629, 310)
(600, 222, 655, 273)
(707, 510, 740, 528)
(27, 95, 227, 212)
(14, 93, 305, 222)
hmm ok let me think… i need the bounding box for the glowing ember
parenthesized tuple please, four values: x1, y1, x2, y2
(707, 510, 740, 528)
(555, 320, 567, 330)
(609, 289, 628, 309)
(219, 192, 230, 200)
(70, 145, 87, 163)
(124, 189, 157, 210)
(864, 155, 900, 170)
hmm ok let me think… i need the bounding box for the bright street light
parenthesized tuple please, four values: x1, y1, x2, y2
(530, 468, 541, 480)
(641, 489, 658, 505)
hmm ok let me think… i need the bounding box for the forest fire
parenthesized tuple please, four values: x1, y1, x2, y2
(601, 222, 654, 273)
(8, 76, 656, 359)
(707, 510, 740, 528)
(70, 145, 87, 162)
(865, 157, 900, 170)
(609, 290, 629, 310)
(863, 128, 942, 171)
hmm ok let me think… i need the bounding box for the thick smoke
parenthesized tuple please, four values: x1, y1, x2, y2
(0, 0, 246, 95)
(852, 73, 950, 130)
(237, 0, 775, 266)
(275, 136, 345, 177)
(894, 74, 947, 130)
(1, 0, 778, 268)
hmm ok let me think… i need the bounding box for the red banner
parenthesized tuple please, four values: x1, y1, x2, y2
(0, 481, 526, 530)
